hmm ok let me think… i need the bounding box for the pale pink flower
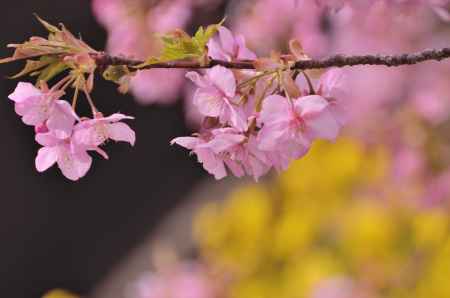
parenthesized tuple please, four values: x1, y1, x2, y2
(186, 66, 247, 131)
(35, 131, 92, 181)
(9, 82, 79, 138)
(258, 94, 340, 157)
(205, 128, 271, 180)
(73, 113, 136, 157)
(172, 128, 271, 180)
(171, 130, 244, 180)
(207, 26, 257, 61)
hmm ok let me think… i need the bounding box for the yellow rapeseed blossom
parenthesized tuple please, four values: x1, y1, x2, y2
(194, 138, 450, 298)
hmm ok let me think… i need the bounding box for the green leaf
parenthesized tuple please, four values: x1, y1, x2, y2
(193, 18, 225, 50)
(139, 18, 225, 67)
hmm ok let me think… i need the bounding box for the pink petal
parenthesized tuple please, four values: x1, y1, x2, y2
(14, 96, 38, 116)
(22, 105, 48, 126)
(186, 71, 209, 88)
(35, 147, 58, 172)
(46, 100, 77, 139)
(218, 26, 236, 55)
(200, 132, 245, 154)
(207, 66, 236, 98)
(107, 122, 136, 146)
(35, 132, 60, 147)
(57, 147, 92, 181)
(295, 95, 329, 117)
(329, 100, 348, 126)
(196, 148, 227, 180)
(259, 95, 291, 125)
(207, 38, 228, 61)
(222, 101, 248, 131)
(320, 68, 347, 98)
(257, 122, 291, 150)
(224, 159, 245, 178)
(171, 137, 201, 150)
(235, 35, 257, 60)
(8, 82, 41, 103)
(94, 147, 109, 160)
(72, 126, 97, 147)
(101, 113, 134, 123)
(246, 155, 270, 181)
(305, 108, 340, 141)
(55, 100, 80, 121)
(193, 88, 225, 117)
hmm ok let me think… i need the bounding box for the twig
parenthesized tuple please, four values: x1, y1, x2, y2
(92, 47, 450, 71)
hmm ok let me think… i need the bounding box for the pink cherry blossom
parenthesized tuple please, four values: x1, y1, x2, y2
(35, 131, 92, 181)
(258, 94, 340, 157)
(9, 82, 78, 138)
(296, 69, 348, 126)
(186, 66, 247, 131)
(172, 128, 271, 181)
(171, 130, 243, 180)
(73, 113, 136, 154)
(207, 26, 257, 61)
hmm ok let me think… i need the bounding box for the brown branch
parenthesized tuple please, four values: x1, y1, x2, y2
(92, 47, 450, 71)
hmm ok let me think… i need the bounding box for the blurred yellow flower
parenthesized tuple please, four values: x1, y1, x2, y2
(42, 289, 79, 298)
(194, 137, 450, 298)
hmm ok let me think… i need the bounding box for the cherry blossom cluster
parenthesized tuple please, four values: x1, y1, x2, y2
(171, 27, 345, 181)
(8, 82, 135, 180)
(2, 15, 448, 181)
(2, 19, 136, 180)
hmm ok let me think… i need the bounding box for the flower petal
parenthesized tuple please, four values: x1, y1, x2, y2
(35, 132, 60, 147)
(207, 65, 236, 98)
(57, 146, 92, 181)
(305, 108, 340, 141)
(107, 122, 136, 146)
(224, 159, 245, 178)
(259, 95, 291, 125)
(171, 137, 201, 150)
(186, 71, 209, 88)
(35, 147, 58, 172)
(46, 100, 77, 139)
(101, 113, 134, 123)
(218, 26, 236, 55)
(22, 105, 48, 126)
(8, 82, 41, 103)
(196, 148, 227, 180)
(207, 38, 228, 61)
(295, 95, 329, 117)
(236, 35, 257, 60)
(193, 88, 225, 117)
(200, 132, 245, 154)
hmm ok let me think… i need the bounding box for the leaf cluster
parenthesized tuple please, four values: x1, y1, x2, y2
(141, 19, 225, 67)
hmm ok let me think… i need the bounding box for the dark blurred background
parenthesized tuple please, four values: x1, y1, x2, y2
(0, 2, 204, 297)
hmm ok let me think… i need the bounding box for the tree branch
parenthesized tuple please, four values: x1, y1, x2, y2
(93, 47, 450, 71)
